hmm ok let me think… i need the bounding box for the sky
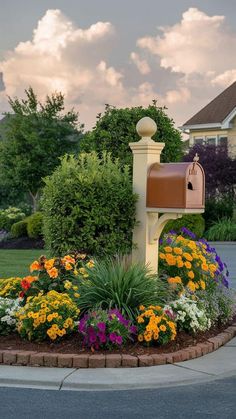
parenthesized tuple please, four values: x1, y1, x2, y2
(0, 0, 236, 130)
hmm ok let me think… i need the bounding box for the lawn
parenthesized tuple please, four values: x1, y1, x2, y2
(0, 249, 48, 278)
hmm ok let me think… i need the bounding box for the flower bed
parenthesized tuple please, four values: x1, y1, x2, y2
(0, 229, 235, 368)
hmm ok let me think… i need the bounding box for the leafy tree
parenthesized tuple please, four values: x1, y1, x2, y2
(183, 144, 236, 198)
(0, 87, 83, 211)
(183, 143, 236, 229)
(80, 101, 183, 165)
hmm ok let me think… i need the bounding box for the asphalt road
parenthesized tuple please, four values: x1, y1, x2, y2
(1, 376, 236, 419)
(211, 243, 236, 290)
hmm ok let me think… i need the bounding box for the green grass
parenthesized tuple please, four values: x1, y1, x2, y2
(0, 249, 49, 278)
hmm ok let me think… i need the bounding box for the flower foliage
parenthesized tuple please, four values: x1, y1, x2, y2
(159, 229, 229, 293)
(0, 297, 21, 335)
(16, 291, 79, 341)
(136, 305, 177, 345)
(20, 253, 93, 302)
(78, 308, 137, 350)
(0, 277, 22, 299)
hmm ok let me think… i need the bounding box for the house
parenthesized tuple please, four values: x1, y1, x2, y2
(180, 82, 236, 157)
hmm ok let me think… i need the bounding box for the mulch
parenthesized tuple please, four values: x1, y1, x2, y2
(0, 237, 44, 249)
(0, 318, 234, 356)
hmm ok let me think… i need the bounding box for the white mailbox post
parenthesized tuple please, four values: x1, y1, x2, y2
(129, 117, 204, 274)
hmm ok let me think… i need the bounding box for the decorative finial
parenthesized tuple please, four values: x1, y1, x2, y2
(193, 153, 199, 162)
(136, 117, 157, 140)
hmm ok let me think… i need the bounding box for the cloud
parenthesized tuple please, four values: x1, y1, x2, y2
(137, 7, 236, 76)
(0, 9, 124, 126)
(130, 52, 150, 75)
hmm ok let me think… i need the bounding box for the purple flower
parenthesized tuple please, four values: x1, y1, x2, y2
(89, 334, 97, 344)
(97, 322, 106, 332)
(222, 277, 229, 288)
(166, 237, 172, 245)
(129, 325, 137, 334)
(180, 227, 196, 239)
(116, 335, 123, 345)
(98, 331, 106, 343)
(159, 238, 163, 245)
(109, 332, 117, 343)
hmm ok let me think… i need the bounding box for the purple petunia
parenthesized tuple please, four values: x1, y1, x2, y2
(116, 335, 123, 345)
(109, 332, 117, 343)
(97, 322, 106, 332)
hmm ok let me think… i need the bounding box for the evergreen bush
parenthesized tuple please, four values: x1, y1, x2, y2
(42, 152, 137, 256)
(161, 214, 205, 239)
(11, 220, 28, 238)
(27, 212, 43, 239)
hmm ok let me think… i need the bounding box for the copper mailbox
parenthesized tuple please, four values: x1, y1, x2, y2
(147, 162, 205, 209)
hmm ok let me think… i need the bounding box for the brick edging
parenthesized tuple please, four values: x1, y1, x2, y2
(1, 323, 236, 368)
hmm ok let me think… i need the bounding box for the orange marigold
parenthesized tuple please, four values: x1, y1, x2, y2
(30, 260, 41, 272)
(44, 259, 55, 270)
(47, 267, 59, 278)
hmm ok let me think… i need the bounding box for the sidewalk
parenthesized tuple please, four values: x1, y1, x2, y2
(0, 337, 235, 391)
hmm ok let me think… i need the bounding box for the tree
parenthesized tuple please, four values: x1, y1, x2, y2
(79, 101, 183, 165)
(183, 143, 236, 198)
(183, 143, 236, 229)
(0, 87, 83, 211)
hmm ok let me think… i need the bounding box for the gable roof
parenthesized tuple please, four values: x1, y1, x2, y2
(182, 81, 236, 127)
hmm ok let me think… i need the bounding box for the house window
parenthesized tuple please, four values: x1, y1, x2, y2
(218, 136, 228, 146)
(193, 137, 204, 145)
(206, 136, 217, 146)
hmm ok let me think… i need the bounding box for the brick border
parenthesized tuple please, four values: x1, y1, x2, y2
(0, 323, 235, 368)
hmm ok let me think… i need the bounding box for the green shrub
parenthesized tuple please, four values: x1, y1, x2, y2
(42, 152, 137, 256)
(27, 212, 43, 239)
(78, 258, 172, 321)
(0, 207, 25, 231)
(204, 218, 236, 241)
(161, 214, 205, 239)
(11, 219, 28, 238)
(204, 196, 234, 230)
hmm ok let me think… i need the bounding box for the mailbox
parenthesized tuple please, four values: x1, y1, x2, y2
(147, 161, 205, 210)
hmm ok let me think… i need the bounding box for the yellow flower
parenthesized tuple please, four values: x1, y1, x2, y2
(177, 260, 184, 268)
(209, 264, 217, 273)
(44, 258, 55, 270)
(73, 269, 78, 275)
(164, 246, 172, 253)
(138, 334, 144, 342)
(47, 314, 53, 322)
(183, 252, 193, 261)
(73, 286, 78, 291)
(64, 280, 72, 290)
(153, 332, 159, 340)
(160, 324, 166, 332)
(188, 271, 195, 279)
(187, 280, 196, 292)
(65, 262, 73, 271)
(159, 253, 166, 260)
(168, 277, 182, 285)
(201, 263, 208, 271)
(200, 280, 206, 290)
(184, 261, 192, 269)
(139, 305, 145, 311)
(165, 254, 176, 266)
(173, 247, 182, 255)
(74, 293, 80, 298)
(86, 260, 95, 268)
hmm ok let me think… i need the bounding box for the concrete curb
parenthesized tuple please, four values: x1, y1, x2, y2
(1, 323, 236, 369)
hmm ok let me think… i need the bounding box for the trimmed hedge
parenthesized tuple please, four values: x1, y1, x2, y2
(27, 212, 43, 239)
(11, 220, 28, 238)
(161, 214, 205, 239)
(42, 152, 137, 256)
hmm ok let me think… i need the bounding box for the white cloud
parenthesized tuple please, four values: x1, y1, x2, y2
(211, 69, 236, 87)
(137, 7, 236, 76)
(0, 9, 123, 127)
(130, 52, 150, 75)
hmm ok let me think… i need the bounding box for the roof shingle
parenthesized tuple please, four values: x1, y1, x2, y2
(183, 81, 236, 126)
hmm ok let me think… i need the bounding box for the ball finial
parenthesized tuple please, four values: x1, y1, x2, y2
(136, 117, 157, 139)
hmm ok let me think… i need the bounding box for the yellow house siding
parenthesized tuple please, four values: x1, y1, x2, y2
(228, 116, 236, 158)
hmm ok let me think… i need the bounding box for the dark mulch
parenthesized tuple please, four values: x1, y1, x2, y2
(0, 237, 44, 249)
(0, 318, 234, 356)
